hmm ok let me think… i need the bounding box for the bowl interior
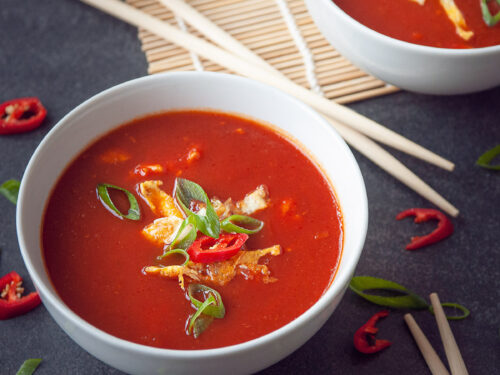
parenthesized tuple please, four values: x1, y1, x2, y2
(17, 72, 367, 358)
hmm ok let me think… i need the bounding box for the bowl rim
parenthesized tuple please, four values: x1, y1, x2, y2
(17, 71, 368, 358)
(315, 0, 500, 55)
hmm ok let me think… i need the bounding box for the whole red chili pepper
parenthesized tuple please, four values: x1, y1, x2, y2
(0, 271, 41, 320)
(187, 233, 249, 263)
(354, 310, 392, 354)
(0, 97, 47, 135)
(396, 208, 454, 250)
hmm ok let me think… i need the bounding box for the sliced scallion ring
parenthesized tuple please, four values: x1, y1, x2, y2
(174, 178, 220, 238)
(169, 215, 197, 250)
(0, 179, 20, 205)
(158, 249, 190, 266)
(221, 214, 264, 234)
(187, 283, 225, 318)
(476, 144, 500, 170)
(350, 276, 429, 310)
(96, 183, 140, 220)
(188, 294, 216, 337)
(429, 302, 470, 320)
(481, 0, 500, 27)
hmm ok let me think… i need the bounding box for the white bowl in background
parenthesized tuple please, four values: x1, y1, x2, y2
(305, 0, 500, 95)
(17, 72, 368, 375)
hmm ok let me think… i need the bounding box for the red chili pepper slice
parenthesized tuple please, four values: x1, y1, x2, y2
(0, 97, 47, 135)
(187, 233, 249, 263)
(396, 208, 454, 250)
(354, 310, 392, 354)
(0, 271, 41, 320)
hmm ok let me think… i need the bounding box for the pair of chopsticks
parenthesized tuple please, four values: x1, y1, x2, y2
(80, 0, 459, 217)
(405, 293, 468, 375)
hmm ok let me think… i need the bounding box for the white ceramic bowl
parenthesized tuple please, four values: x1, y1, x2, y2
(305, 0, 500, 95)
(17, 72, 368, 375)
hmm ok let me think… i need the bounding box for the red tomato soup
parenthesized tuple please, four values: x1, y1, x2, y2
(334, 0, 500, 48)
(42, 111, 343, 350)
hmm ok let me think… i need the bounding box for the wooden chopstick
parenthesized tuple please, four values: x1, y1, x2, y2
(80, 0, 459, 216)
(404, 313, 451, 375)
(429, 293, 469, 375)
(157, 0, 454, 173)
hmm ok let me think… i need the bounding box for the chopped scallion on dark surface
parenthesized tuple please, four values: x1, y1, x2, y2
(476, 144, 500, 170)
(16, 358, 42, 375)
(0, 179, 20, 204)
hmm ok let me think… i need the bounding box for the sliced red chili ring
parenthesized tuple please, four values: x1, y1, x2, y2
(187, 233, 249, 263)
(0, 97, 47, 135)
(353, 310, 392, 354)
(0, 271, 41, 320)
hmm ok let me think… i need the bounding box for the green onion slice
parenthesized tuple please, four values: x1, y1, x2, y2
(191, 314, 214, 339)
(16, 358, 42, 375)
(350, 276, 429, 310)
(158, 249, 190, 266)
(476, 144, 500, 170)
(187, 283, 225, 318)
(221, 214, 264, 234)
(96, 183, 140, 220)
(169, 215, 198, 250)
(188, 294, 216, 337)
(174, 178, 220, 238)
(429, 302, 471, 320)
(0, 179, 20, 204)
(481, 0, 500, 26)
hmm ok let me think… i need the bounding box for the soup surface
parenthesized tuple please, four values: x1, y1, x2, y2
(334, 0, 500, 48)
(42, 110, 343, 350)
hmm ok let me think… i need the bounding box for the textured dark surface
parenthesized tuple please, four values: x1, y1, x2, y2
(1, 0, 499, 374)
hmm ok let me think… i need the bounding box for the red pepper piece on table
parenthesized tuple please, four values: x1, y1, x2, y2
(0, 271, 41, 320)
(396, 208, 454, 250)
(0, 97, 47, 135)
(354, 310, 392, 354)
(187, 233, 249, 263)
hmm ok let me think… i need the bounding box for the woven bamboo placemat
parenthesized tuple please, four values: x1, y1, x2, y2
(126, 0, 399, 104)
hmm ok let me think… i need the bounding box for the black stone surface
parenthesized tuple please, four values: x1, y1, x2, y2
(1, 1, 499, 374)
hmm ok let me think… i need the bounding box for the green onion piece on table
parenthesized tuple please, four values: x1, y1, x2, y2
(158, 249, 190, 266)
(221, 214, 264, 234)
(188, 294, 216, 338)
(350, 276, 429, 310)
(429, 302, 470, 320)
(169, 215, 198, 250)
(481, 0, 500, 26)
(476, 144, 500, 170)
(350, 276, 470, 320)
(187, 283, 225, 318)
(96, 183, 140, 220)
(0, 179, 20, 204)
(16, 358, 42, 375)
(174, 178, 220, 238)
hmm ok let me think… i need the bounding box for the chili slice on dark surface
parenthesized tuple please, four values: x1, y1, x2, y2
(354, 310, 392, 354)
(396, 208, 454, 250)
(187, 233, 248, 263)
(0, 97, 47, 135)
(0, 271, 41, 320)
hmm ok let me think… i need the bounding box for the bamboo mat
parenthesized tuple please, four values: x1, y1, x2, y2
(127, 0, 399, 104)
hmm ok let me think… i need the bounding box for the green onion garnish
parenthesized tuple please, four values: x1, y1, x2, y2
(187, 283, 225, 318)
(476, 144, 500, 170)
(96, 183, 140, 220)
(429, 302, 470, 320)
(221, 214, 264, 234)
(350, 276, 428, 310)
(481, 0, 500, 26)
(158, 249, 190, 266)
(169, 215, 198, 250)
(16, 359, 42, 375)
(175, 178, 220, 238)
(188, 294, 216, 337)
(0, 179, 20, 204)
(350, 276, 470, 320)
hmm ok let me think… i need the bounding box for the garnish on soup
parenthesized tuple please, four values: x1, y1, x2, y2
(42, 110, 342, 349)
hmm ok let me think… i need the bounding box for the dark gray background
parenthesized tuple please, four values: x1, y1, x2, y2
(1, 0, 499, 374)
